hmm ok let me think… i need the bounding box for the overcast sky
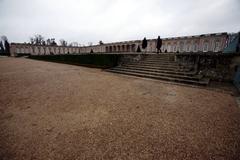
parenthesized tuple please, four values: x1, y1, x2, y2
(0, 0, 239, 45)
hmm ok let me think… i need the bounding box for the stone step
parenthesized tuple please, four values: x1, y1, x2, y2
(106, 69, 209, 85)
(105, 54, 208, 86)
(109, 67, 202, 80)
(116, 66, 197, 76)
(128, 61, 179, 66)
(146, 54, 175, 57)
(144, 58, 175, 61)
(142, 58, 175, 61)
(124, 63, 192, 70)
(142, 59, 176, 63)
(145, 55, 175, 58)
(144, 56, 174, 59)
(122, 64, 192, 72)
(138, 61, 180, 66)
(144, 55, 175, 58)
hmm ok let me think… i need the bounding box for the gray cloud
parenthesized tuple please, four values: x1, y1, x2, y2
(0, 0, 239, 45)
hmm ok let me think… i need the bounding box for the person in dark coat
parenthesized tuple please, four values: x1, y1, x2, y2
(156, 36, 162, 54)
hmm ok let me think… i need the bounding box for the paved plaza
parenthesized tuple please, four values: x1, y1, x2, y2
(0, 57, 240, 159)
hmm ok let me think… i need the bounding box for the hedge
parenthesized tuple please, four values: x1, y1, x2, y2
(29, 54, 120, 68)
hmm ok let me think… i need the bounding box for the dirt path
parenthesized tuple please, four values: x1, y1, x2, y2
(0, 57, 240, 160)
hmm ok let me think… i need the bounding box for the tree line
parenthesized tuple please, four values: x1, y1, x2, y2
(29, 34, 104, 47)
(29, 34, 70, 46)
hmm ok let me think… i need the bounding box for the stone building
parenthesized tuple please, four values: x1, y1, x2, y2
(10, 32, 228, 56)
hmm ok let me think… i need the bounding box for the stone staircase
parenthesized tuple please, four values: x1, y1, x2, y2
(106, 54, 209, 85)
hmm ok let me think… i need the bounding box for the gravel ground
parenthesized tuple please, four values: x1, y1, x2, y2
(0, 57, 240, 160)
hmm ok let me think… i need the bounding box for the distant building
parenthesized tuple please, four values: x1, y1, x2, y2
(10, 32, 229, 56)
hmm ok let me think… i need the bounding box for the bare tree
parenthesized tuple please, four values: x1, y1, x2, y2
(51, 38, 57, 46)
(59, 39, 68, 46)
(46, 39, 51, 45)
(0, 41, 4, 55)
(46, 38, 57, 46)
(35, 34, 44, 45)
(1, 35, 8, 42)
(70, 42, 79, 47)
(30, 37, 35, 44)
(99, 40, 104, 45)
(88, 42, 93, 46)
(1, 36, 10, 55)
(30, 34, 45, 45)
(5, 40, 10, 55)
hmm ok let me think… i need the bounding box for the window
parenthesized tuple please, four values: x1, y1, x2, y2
(179, 42, 184, 52)
(173, 43, 177, 52)
(161, 45, 164, 51)
(186, 44, 190, 52)
(167, 44, 171, 52)
(186, 41, 191, 52)
(21, 48, 24, 53)
(203, 43, 208, 52)
(214, 41, 220, 52)
(194, 44, 198, 52)
(16, 48, 20, 53)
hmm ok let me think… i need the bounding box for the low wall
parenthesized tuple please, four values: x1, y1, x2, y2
(29, 53, 240, 82)
(29, 54, 144, 69)
(175, 53, 240, 82)
(29, 54, 120, 68)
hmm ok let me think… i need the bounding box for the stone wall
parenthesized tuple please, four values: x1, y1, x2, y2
(175, 53, 239, 82)
(117, 54, 144, 66)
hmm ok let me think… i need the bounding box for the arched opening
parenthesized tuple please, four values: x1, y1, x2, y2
(179, 42, 184, 52)
(113, 46, 116, 52)
(16, 47, 20, 54)
(40, 47, 44, 55)
(65, 48, 68, 54)
(126, 45, 130, 52)
(34, 47, 39, 55)
(167, 43, 171, 52)
(20, 47, 24, 53)
(50, 47, 54, 55)
(203, 41, 209, 52)
(29, 47, 33, 54)
(193, 42, 198, 52)
(214, 39, 220, 52)
(56, 47, 59, 54)
(45, 47, 49, 55)
(43, 47, 46, 55)
(185, 41, 191, 52)
(173, 43, 177, 52)
(122, 45, 125, 52)
(131, 44, 135, 52)
(117, 46, 121, 52)
(25, 47, 29, 53)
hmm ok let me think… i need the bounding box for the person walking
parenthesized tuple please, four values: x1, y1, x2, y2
(156, 36, 162, 54)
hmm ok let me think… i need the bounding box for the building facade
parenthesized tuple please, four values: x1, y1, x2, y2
(10, 32, 229, 56)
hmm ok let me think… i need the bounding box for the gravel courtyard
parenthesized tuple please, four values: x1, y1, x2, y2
(0, 57, 240, 160)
